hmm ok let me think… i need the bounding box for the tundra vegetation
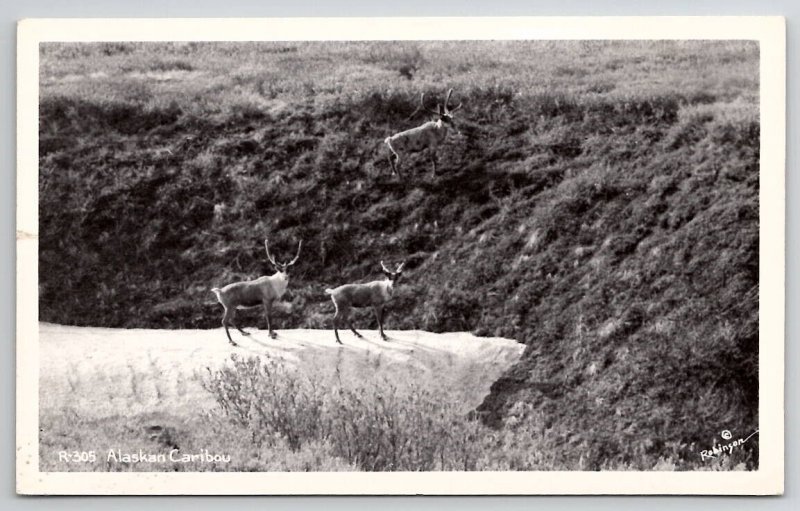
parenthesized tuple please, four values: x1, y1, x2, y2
(39, 41, 759, 470)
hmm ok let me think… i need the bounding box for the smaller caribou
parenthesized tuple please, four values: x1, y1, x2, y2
(325, 261, 405, 344)
(384, 88, 463, 178)
(211, 239, 302, 345)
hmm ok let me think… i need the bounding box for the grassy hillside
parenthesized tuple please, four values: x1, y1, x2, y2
(39, 41, 760, 469)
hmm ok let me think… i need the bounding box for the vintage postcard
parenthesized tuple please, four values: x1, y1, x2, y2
(16, 17, 784, 495)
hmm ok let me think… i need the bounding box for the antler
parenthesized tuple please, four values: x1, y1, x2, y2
(406, 92, 450, 120)
(381, 260, 405, 274)
(287, 240, 302, 266)
(444, 87, 463, 113)
(420, 92, 441, 115)
(264, 239, 278, 266)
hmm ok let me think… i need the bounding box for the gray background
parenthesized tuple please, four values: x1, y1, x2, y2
(2, 0, 795, 508)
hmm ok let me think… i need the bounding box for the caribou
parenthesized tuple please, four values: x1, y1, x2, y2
(384, 88, 462, 178)
(211, 239, 302, 345)
(324, 261, 406, 344)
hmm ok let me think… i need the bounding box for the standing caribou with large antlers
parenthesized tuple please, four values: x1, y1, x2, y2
(211, 239, 302, 345)
(384, 88, 463, 178)
(324, 261, 405, 344)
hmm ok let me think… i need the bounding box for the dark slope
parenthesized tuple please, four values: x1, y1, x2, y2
(40, 82, 759, 468)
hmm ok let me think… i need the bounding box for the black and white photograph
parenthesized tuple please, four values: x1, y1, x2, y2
(16, 17, 785, 495)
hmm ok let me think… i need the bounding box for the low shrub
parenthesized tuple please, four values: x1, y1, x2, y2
(201, 354, 486, 470)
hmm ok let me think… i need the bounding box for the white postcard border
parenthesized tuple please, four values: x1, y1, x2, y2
(16, 16, 785, 495)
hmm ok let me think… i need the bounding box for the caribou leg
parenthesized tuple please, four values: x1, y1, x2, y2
(263, 300, 277, 339)
(388, 153, 399, 175)
(385, 139, 403, 179)
(332, 306, 344, 344)
(349, 321, 364, 339)
(229, 310, 250, 336)
(375, 306, 389, 341)
(221, 307, 238, 346)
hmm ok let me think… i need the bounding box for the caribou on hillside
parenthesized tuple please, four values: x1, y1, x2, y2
(324, 260, 406, 344)
(211, 239, 302, 345)
(384, 88, 462, 178)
